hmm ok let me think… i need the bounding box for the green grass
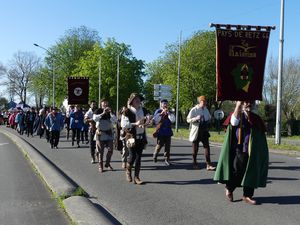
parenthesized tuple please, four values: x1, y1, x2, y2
(146, 127, 300, 152)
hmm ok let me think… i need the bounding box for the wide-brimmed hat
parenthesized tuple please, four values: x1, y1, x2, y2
(128, 93, 144, 105)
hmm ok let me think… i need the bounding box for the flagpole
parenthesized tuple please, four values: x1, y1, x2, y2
(175, 31, 182, 132)
(275, 0, 285, 145)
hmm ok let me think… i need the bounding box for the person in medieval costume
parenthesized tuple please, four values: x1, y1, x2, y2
(121, 93, 151, 185)
(187, 95, 216, 170)
(214, 101, 269, 205)
(93, 99, 117, 172)
(152, 99, 175, 166)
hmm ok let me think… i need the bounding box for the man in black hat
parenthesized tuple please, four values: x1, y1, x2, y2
(152, 99, 175, 166)
(121, 93, 151, 184)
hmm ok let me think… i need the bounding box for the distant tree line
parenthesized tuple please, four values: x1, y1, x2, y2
(0, 26, 299, 135)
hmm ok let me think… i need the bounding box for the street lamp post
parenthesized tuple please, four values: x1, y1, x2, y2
(33, 43, 55, 108)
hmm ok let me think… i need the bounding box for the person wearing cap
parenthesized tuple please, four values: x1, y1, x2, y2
(121, 93, 151, 184)
(44, 107, 64, 149)
(93, 98, 117, 172)
(152, 99, 175, 166)
(214, 101, 269, 205)
(187, 95, 216, 171)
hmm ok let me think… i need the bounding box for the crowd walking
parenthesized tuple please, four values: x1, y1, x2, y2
(2, 94, 269, 204)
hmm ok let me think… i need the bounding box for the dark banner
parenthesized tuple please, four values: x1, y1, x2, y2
(68, 77, 89, 104)
(216, 28, 270, 101)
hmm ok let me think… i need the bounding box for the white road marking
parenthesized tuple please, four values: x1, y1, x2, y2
(0, 143, 9, 146)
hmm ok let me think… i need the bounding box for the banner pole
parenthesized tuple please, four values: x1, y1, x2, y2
(175, 31, 182, 132)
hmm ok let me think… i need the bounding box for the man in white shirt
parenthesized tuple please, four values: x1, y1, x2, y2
(187, 95, 216, 171)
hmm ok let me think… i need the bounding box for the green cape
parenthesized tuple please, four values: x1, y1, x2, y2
(213, 125, 269, 188)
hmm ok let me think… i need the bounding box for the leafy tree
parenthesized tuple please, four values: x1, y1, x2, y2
(0, 97, 8, 109)
(29, 66, 51, 107)
(77, 38, 145, 111)
(145, 31, 216, 116)
(44, 25, 100, 105)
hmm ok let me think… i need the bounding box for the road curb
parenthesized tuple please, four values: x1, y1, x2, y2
(64, 196, 117, 225)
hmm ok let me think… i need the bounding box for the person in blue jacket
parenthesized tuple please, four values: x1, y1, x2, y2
(70, 105, 84, 148)
(152, 99, 175, 166)
(44, 107, 64, 149)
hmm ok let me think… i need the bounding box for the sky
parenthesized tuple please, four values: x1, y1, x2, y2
(0, 0, 299, 100)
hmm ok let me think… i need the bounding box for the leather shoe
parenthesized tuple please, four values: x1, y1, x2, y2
(225, 188, 233, 202)
(206, 165, 216, 171)
(242, 196, 256, 205)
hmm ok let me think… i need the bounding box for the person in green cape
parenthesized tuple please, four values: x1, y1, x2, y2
(214, 101, 269, 205)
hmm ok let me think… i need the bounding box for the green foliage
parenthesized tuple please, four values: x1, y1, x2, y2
(144, 31, 216, 113)
(77, 38, 145, 111)
(45, 26, 101, 105)
(0, 97, 8, 108)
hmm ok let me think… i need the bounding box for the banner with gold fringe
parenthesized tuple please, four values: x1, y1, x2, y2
(213, 24, 274, 101)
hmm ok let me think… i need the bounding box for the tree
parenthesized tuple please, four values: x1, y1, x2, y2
(45, 26, 101, 105)
(29, 66, 51, 107)
(76, 38, 145, 111)
(264, 56, 300, 135)
(0, 97, 8, 109)
(4, 51, 40, 104)
(145, 31, 216, 115)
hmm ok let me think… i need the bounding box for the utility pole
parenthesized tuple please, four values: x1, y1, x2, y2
(98, 56, 102, 103)
(116, 54, 120, 118)
(175, 31, 182, 132)
(275, 0, 285, 145)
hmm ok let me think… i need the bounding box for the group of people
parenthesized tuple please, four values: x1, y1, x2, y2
(3, 92, 269, 205)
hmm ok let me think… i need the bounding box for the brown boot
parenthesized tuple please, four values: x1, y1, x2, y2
(126, 165, 132, 182)
(99, 162, 104, 173)
(134, 177, 144, 185)
(134, 167, 143, 185)
(192, 154, 198, 169)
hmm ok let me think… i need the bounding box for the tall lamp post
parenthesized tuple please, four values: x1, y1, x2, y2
(33, 43, 55, 108)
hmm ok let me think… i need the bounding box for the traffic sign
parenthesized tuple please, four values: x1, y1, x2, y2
(153, 84, 172, 91)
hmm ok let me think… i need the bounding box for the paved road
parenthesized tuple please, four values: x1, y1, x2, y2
(0, 132, 70, 225)
(3, 127, 300, 225)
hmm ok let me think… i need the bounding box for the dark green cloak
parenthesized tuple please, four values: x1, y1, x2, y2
(214, 124, 269, 188)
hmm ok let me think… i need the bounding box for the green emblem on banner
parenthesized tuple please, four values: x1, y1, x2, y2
(231, 64, 254, 92)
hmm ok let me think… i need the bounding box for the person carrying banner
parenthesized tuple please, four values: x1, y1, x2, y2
(93, 99, 117, 173)
(44, 107, 64, 149)
(152, 99, 175, 166)
(121, 93, 151, 185)
(84, 100, 98, 164)
(187, 95, 216, 171)
(214, 101, 269, 205)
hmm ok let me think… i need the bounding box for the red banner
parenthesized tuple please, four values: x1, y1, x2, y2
(68, 77, 89, 104)
(216, 27, 270, 101)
